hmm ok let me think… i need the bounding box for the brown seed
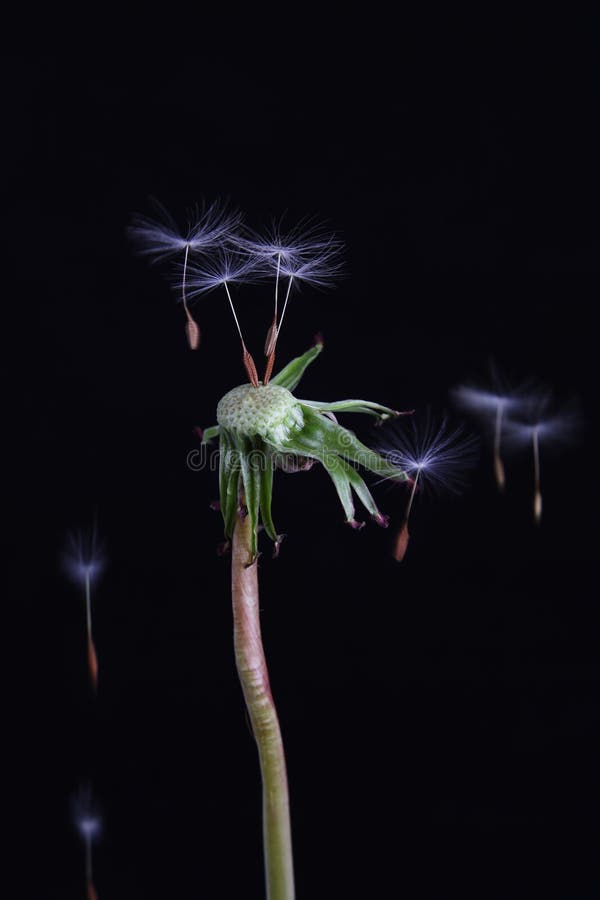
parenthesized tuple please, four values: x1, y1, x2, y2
(87, 637, 98, 691)
(263, 351, 276, 385)
(264, 322, 278, 356)
(393, 521, 410, 562)
(493, 452, 505, 492)
(534, 488, 542, 523)
(185, 316, 200, 350)
(243, 348, 259, 387)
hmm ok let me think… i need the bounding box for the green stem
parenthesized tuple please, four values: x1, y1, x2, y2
(231, 511, 295, 900)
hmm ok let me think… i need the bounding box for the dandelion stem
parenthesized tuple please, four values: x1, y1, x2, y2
(405, 469, 421, 523)
(532, 426, 542, 523)
(85, 573, 92, 642)
(84, 835, 93, 884)
(223, 281, 246, 348)
(182, 243, 190, 313)
(493, 402, 506, 491)
(223, 281, 259, 386)
(231, 511, 295, 900)
(274, 252, 281, 321)
(84, 573, 98, 690)
(277, 278, 294, 338)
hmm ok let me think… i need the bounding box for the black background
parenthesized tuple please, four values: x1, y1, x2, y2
(7, 26, 599, 900)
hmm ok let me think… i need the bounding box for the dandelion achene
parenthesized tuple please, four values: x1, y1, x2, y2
(393, 520, 410, 562)
(87, 636, 98, 691)
(185, 313, 200, 350)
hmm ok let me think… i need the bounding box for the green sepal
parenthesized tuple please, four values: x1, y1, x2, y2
(237, 434, 261, 564)
(201, 425, 220, 444)
(338, 458, 384, 521)
(287, 407, 407, 481)
(270, 342, 323, 392)
(320, 455, 356, 524)
(219, 431, 241, 540)
(297, 398, 398, 420)
(258, 450, 279, 543)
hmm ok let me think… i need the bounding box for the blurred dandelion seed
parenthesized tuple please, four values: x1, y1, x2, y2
(377, 414, 479, 561)
(504, 391, 580, 523)
(63, 528, 105, 691)
(71, 783, 102, 899)
(452, 378, 528, 492)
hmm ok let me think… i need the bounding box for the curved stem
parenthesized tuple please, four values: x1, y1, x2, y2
(231, 512, 295, 900)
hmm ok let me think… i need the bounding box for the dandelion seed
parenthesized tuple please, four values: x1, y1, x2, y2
(452, 374, 528, 492)
(184, 311, 200, 350)
(231, 221, 344, 382)
(128, 201, 241, 350)
(377, 414, 479, 561)
(180, 242, 200, 350)
(63, 527, 105, 691)
(186, 251, 265, 384)
(504, 391, 580, 524)
(128, 200, 241, 261)
(277, 248, 343, 332)
(71, 783, 102, 899)
(232, 219, 339, 265)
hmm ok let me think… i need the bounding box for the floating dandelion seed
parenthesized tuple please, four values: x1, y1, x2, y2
(276, 248, 343, 327)
(185, 250, 265, 385)
(504, 390, 580, 523)
(128, 200, 241, 350)
(63, 528, 105, 691)
(71, 783, 102, 900)
(377, 414, 479, 561)
(232, 221, 343, 385)
(451, 370, 529, 492)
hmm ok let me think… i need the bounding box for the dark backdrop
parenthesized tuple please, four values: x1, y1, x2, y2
(7, 31, 598, 900)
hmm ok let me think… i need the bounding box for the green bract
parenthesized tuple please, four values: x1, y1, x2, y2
(203, 342, 407, 562)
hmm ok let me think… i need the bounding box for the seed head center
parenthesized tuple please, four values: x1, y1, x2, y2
(217, 383, 302, 439)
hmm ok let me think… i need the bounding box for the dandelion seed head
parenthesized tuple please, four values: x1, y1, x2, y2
(377, 414, 479, 495)
(63, 528, 106, 586)
(232, 218, 342, 268)
(128, 200, 241, 262)
(184, 251, 263, 298)
(278, 247, 344, 288)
